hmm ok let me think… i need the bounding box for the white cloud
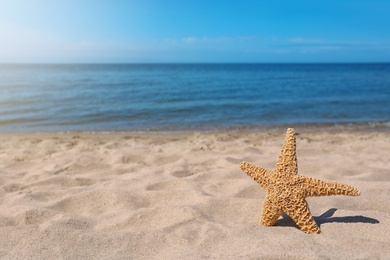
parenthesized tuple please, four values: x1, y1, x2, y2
(181, 36, 232, 44)
(182, 36, 198, 43)
(164, 38, 178, 45)
(288, 37, 324, 44)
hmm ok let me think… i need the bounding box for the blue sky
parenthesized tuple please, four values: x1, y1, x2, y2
(1, 0, 390, 63)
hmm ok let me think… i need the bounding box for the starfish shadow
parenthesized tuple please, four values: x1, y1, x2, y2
(314, 208, 379, 227)
(275, 208, 379, 230)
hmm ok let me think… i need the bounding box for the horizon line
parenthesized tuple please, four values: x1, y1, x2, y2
(1, 61, 390, 65)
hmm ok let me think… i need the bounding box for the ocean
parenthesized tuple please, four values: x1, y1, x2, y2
(1, 63, 389, 132)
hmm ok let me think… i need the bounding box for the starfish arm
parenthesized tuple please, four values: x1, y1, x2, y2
(275, 128, 298, 175)
(302, 177, 361, 197)
(283, 198, 322, 234)
(240, 161, 270, 188)
(259, 195, 283, 226)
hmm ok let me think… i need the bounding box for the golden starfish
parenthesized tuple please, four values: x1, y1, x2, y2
(240, 128, 360, 234)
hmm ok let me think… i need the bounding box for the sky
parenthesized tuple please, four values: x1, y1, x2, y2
(1, 0, 390, 63)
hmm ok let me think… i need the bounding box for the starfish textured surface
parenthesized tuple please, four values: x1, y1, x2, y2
(240, 128, 360, 234)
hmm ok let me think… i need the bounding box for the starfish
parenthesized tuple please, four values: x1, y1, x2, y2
(240, 128, 360, 234)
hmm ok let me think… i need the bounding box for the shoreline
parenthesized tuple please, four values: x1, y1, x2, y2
(1, 120, 390, 135)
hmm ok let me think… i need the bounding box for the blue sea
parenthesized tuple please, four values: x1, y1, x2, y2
(1, 63, 389, 132)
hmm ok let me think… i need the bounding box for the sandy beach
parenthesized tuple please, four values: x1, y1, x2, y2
(0, 129, 389, 259)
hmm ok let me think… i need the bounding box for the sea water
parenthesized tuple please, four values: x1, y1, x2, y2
(0, 63, 389, 132)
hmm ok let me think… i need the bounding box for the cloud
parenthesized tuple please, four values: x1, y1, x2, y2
(181, 36, 232, 44)
(1, 21, 389, 63)
(182, 36, 198, 43)
(288, 37, 324, 44)
(164, 38, 178, 45)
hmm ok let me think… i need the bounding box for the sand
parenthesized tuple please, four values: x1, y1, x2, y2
(0, 129, 389, 259)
